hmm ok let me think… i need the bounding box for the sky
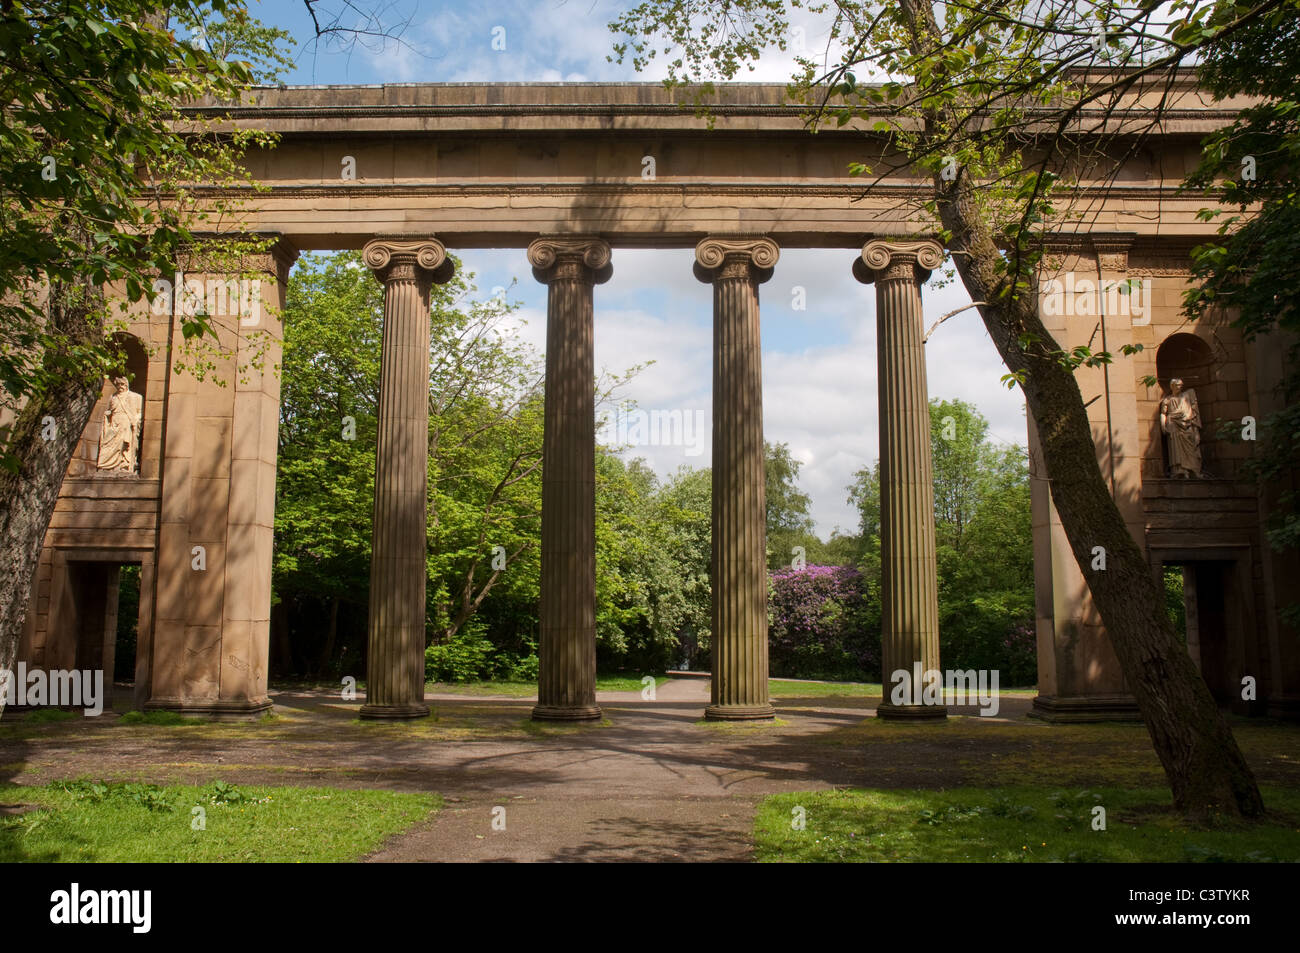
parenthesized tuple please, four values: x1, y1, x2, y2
(246, 0, 1028, 538)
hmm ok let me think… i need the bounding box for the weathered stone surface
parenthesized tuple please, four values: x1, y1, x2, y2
(360, 238, 454, 720)
(697, 237, 777, 721)
(855, 240, 946, 721)
(12, 85, 1298, 722)
(531, 237, 610, 722)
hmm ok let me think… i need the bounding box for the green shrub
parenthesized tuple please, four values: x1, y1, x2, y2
(939, 591, 1036, 686)
(506, 653, 539, 681)
(425, 628, 498, 682)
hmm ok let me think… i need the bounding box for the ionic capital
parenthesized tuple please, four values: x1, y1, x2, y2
(363, 237, 455, 285)
(527, 236, 613, 285)
(693, 236, 779, 284)
(854, 239, 945, 285)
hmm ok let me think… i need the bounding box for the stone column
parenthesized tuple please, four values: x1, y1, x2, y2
(695, 237, 779, 720)
(854, 239, 947, 720)
(360, 238, 455, 720)
(529, 237, 611, 721)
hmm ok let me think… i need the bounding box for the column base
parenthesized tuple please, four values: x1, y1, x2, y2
(1029, 694, 1141, 723)
(875, 703, 948, 722)
(145, 698, 273, 721)
(532, 704, 602, 722)
(704, 703, 775, 721)
(359, 703, 430, 721)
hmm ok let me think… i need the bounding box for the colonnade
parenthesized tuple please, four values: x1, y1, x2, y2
(358, 235, 948, 721)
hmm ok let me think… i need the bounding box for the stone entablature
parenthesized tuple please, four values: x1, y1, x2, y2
(188, 81, 1250, 250)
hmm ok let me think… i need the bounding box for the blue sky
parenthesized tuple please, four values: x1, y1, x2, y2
(246, 0, 1028, 537)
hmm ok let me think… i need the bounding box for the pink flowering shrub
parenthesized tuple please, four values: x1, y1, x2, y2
(768, 565, 880, 680)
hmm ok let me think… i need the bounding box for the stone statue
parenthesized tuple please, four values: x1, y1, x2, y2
(1160, 377, 1202, 478)
(96, 376, 143, 473)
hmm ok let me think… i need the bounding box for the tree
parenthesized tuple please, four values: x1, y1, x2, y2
(850, 399, 1034, 681)
(0, 2, 291, 713)
(274, 252, 547, 672)
(425, 277, 545, 648)
(765, 439, 816, 568)
(612, 0, 1276, 815)
(595, 456, 705, 671)
(652, 464, 715, 667)
(274, 253, 380, 675)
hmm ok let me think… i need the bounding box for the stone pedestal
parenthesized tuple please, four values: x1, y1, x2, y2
(855, 240, 948, 721)
(360, 238, 455, 720)
(530, 237, 611, 721)
(695, 237, 779, 721)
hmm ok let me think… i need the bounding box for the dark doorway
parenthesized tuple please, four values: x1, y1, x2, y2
(1164, 558, 1241, 708)
(114, 565, 141, 694)
(66, 561, 117, 675)
(62, 559, 141, 712)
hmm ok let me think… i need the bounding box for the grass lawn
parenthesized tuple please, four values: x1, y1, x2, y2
(0, 779, 438, 862)
(769, 680, 882, 697)
(755, 786, 1300, 862)
(768, 679, 1038, 698)
(427, 674, 669, 696)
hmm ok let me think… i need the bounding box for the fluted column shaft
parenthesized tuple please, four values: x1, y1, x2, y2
(695, 237, 779, 720)
(360, 239, 455, 720)
(530, 238, 611, 721)
(856, 240, 947, 720)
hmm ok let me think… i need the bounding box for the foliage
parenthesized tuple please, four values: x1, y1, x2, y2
(0, 2, 286, 454)
(274, 252, 547, 674)
(423, 624, 533, 683)
(114, 565, 141, 679)
(425, 275, 546, 648)
(765, 440, 816, 568)
(1164, 566, 1187, 642)
(849, 399, 1035, 680)
(595, 457, 712, 671)
(273, 252, 382, 675)
(768, 565, 879, 680)
(57, 778, 174, 812)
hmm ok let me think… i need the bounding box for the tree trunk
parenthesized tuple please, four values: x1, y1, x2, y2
(872, 0, 1266, 825)
(939, 177, 1264, 820)
(0, 290, 105, 716)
